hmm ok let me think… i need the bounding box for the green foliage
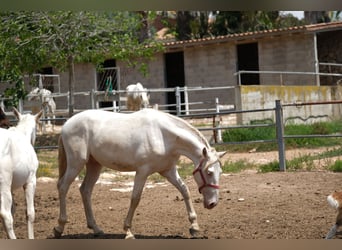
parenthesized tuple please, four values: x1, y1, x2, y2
(0, 11, 164, 105)
(285, 121, 342, 148)
(223, 126, 276, 142)
(258, 161, 279, 173)
(221, 160, 254, 173)
(329, 160, 342, 172)
(222, 120, 342, 151)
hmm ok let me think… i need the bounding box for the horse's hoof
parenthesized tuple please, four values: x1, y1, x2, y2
(53, 227, 62, 238)
(125, 229, 135, 239)
(94, 230, 104, 236)
(189, 227, 200, 237)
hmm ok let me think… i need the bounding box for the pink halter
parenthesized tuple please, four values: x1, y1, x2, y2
(192, 159, 220, 193)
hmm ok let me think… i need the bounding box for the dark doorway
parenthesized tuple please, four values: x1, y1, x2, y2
(237, 43, 260, 85)
(97, 59, 117, 108)
(164, 51, 185, 114)
(38, 67, 54, 92)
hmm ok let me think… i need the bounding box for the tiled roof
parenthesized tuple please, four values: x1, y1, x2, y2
(162, 21, 342, 48)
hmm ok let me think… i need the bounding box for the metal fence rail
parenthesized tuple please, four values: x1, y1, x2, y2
(184, 99, 342, 171)
(30, 99, 342, 172)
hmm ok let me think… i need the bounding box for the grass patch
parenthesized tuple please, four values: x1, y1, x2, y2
(222, 160, 255, 173)
(221, 120, 342, 152)
(258, 161, 280, 173)
(329, 160, 342, 172)
(36, 149, 58, 178)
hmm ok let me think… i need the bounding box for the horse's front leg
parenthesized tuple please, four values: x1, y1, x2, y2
(24, 180, 36, 239)
(123, 172, 148, 239)
(160, 166, 200, 237)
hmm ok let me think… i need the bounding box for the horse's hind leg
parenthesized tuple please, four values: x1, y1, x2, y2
(24, 180, 36, 239)
(0, 189, 16, 239)
(54, 161, 84, 238)
(80, 158, 103, 235)
(160, 166, 200, 237)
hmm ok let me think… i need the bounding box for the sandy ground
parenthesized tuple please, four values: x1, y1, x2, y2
(1, 146, 341, 239)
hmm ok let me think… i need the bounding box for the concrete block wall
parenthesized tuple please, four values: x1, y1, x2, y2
(258, 33, 316, 86)
(238, 85, 338, 124)
(183, 44, 237, 109)
(55, 62, 96, 111)
(116, 53, 166, 106)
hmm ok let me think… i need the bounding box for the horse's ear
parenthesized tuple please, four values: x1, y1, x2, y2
(217, 151, 228, 159)
(12, 107, 21, 120)
(35, 109, 44, 122)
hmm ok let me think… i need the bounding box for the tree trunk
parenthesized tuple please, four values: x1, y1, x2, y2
(68, 55, 75, 117)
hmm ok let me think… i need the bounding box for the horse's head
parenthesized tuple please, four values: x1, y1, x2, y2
(193, 147, 224, 209)
(140, 89, 150, 108)
(126, 82, 150, 110)
(27, 87, 40, 101)
(12, 107, 43, 145)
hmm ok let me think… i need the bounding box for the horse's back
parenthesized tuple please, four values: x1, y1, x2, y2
(60, 109, 176, 170)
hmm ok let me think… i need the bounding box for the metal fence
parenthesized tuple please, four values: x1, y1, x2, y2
(181, 99, 342, 171)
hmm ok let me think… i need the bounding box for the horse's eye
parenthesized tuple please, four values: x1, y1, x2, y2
(207, 166, 214, 175)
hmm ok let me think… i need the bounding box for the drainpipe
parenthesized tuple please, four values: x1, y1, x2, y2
(314, 33, 320, 86)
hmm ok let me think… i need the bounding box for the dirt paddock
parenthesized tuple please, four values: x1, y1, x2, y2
(3, 147, 342, 239)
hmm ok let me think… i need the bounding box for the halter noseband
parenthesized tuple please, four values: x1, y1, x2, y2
(192, 158, 220, 193)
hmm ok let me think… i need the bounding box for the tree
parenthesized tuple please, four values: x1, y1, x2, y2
(176, 11, 194, 40)
(0, 11, 163, 115)
(304, 11, 331, 24)
(171, 11, 304, 39)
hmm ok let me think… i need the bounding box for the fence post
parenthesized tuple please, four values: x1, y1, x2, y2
(18, 99, 23, 113)
(175, 86, 181, 116)
(215, 98, 222, 143)
(275, 99, 286, 171)
(90, 89, 95, 109)
(184, 86, 189, 115)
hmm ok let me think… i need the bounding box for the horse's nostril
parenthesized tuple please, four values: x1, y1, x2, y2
(208, 202, 217, 209)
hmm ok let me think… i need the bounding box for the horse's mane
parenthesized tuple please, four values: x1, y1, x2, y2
(162, 111, 210, 149)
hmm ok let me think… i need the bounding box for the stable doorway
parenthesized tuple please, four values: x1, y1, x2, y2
(164, 51, 185, 114)
(237, 43, 260, 85)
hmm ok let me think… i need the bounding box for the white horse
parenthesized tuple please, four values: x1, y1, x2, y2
(53, 108, 224, 239)
(126, 82, 150, 111)
(28, 87, 56, 128)
(0, 108, 43, 239)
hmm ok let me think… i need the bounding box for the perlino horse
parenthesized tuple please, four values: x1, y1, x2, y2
(28, 87, 56, 128)
(0, 108, 43, 238)
(53, 108, 224, 239)
(126, 82, 150, 111)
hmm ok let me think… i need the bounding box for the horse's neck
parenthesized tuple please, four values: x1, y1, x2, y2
(173, 127, 208, 166)
(10, 123, 35, 145)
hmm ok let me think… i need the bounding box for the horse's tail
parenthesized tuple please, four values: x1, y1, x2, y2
(58, 135, 67, 181)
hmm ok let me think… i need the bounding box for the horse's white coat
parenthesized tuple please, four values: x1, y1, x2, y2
(0, 108, 42, 239)
(28, 87, 56, 127)
(126, 82, 149, 111)
(53, 108, 223, 239)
